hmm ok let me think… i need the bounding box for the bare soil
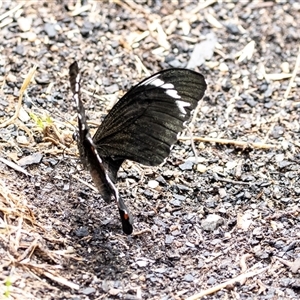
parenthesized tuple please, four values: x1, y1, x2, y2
(0, 1, 299, 299)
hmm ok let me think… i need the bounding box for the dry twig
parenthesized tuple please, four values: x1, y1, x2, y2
(0, 2, 23, 21)
(132, 228, 152, 236)
(189, 0, 218, 14)
(185, 267, 268, 300)
(0, 156, 32, 177)
(0, 178, 80, 293)
(239, 253, 253, 284)
(0, 65, 37, 128)
(263, 45, 300, 144)
(179, 136, 277, 150)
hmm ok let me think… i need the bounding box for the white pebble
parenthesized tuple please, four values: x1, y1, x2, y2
(148, 180, 159, 189)
(219, 62, 229, 72)
(17, 135, 29, 145)
(281, 62, 290, 73)
(196, 163, 207, 173)
(18, 17, 32, 32)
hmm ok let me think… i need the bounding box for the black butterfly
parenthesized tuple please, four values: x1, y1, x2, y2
(69, 61, 207, 235)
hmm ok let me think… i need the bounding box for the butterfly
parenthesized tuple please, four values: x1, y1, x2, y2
(69, 61, 207, 234)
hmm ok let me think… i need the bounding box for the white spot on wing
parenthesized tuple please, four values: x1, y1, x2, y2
(74, 93, 80, 106)
(161, 83, 174, 89)
(75, 73, 81, 83)
(151, 78, 165, 87)
(176, 100, 190, 114)
(89, 138, 120, 203)
(88, 137, 103, 163)
(166, 89, 181, 99)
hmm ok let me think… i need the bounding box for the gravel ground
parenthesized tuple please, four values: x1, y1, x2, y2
(0, 1, 300, 299)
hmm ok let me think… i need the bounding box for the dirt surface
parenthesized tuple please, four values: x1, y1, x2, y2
(0, 1, 300, 299)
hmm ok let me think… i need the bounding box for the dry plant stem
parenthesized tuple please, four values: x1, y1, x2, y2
(188, 98, 205, 161)
(42, 271, 80, 290)
(21, 263, 80, 290)
(187, 127, 199, 162)
(134, 55, 151, 76)
(81, 87, 109, 101)
(186, 267, 269, 300)
(16, 119, 34, 141)
(0, 178, 80, 291)
(113, 0, 148, 15)
(263, 44, 300, 143)
(179, 136, 276, 149)
(132, 228, 152, 236)
(0, 65, 37, 128)
(0, 156, 32, 177)
(112, 0, 136, 13)
(189, 0, 218, 14)
(69, 4, 90, 16)
(72, 174, 98, 192)
(283, 45, 300, 104)
(239, 254, 253, 285)
(0, 3, 24, 21)
(273, 256, 300, 273)
(16, 238, 38, 262)
(216, 177, 252, 185)
(43, 137, 67, 149)
(0, 179, 34, 219)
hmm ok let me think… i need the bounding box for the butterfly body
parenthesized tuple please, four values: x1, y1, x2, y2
(69, 62, 207, 234)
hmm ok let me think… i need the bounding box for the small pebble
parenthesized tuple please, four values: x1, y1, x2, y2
(16, 136, 29, 145)
(6, 73, 17, 83)
(81, 287, 96, 295)
(173, 194, 185, 201)
(136, 260, 149, 267)
(179, 160, 194, 170)
(281, 140, 289, 150)
(180, 20, 190, 35)
(18, 107, 31, 122)
(105, 83, 119, 94)
(225, 160, 237, 170)
(281, 62, 290, 73)
(184, 274, 194, 282)
(201, 214, 223, 231)
(148, 180, 159, 189)
(224, 232, 231, 239)
(165, 235, 174, 244)
(219, 62, 229, 72)
(196, 163, 207, 173)
(219, 188, 227, 198)
(44, 23, 57, 38)
(18, 17, 32, 32)
(26, 32, 37, 42)
(170, 199, 181, 207)
(207, 277, 217, 285)
(50, 44, 59, 52)
(130, 274, 139, 280)
(109, 288, 121, 296)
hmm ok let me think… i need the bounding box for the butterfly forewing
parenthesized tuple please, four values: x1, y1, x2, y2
(93, 68, 207, 166)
